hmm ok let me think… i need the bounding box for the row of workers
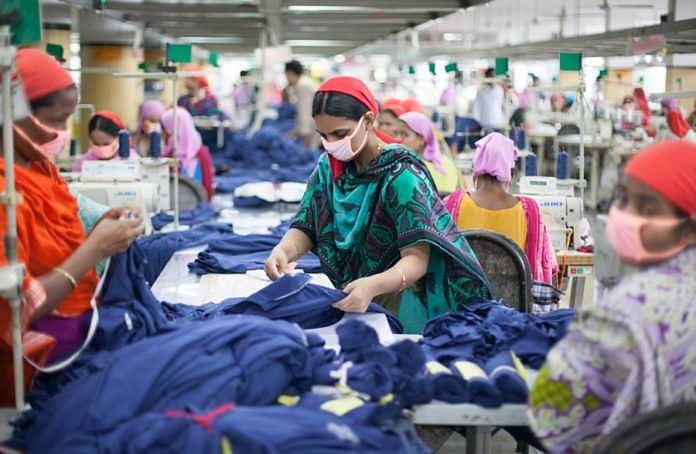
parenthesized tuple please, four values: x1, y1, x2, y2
(1, 49, 695, 452)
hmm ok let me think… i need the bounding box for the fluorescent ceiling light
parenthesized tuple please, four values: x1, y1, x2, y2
(285, 40, 354, 47)
(180, 37, 244, 44)
(333, 54, 346, 63)
(288, 6, 373, 12)
(443, 33, 463, 42)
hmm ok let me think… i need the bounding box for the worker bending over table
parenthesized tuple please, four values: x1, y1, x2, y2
(265, 76, 491, 334)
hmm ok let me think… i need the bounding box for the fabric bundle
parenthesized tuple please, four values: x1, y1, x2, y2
(188, 250, 322, 275)
(421, 298, 575, 369)
(150, 202, 220, 231)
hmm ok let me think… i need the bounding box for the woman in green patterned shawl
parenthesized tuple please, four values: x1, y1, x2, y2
(264, 76, 490, 333)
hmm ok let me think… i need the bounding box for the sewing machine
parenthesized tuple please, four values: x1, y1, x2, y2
(67, 160, 163, 233)
(517, 176, 584, 250)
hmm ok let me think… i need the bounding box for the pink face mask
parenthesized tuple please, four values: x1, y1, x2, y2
(321, 116, 369, 162)
(91, 139, 118, 160)
(143, 122, 161, 135)
(16, 116, 70, 158)
(606, 205, 686, 264)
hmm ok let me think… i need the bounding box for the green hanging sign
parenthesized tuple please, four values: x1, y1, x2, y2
(46, 43, 64, 62)
(445, 62, 458, 73)
(408, 65, 416, 75)
(559, 52, 582, 71)
(494, 57, 508, 76)
(167, 43, 192, 64)
(428, 62, 436, 75)
(3, 0, 42, 45)
(138, 61, 148, 71)
(208, 52, 219, 67)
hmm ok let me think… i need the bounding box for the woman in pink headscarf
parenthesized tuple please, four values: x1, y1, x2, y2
(160, 107, 214, 199)
(397, 111, 462, 195)
(135, 99, 166, 155)
(443, 132, 558, 286)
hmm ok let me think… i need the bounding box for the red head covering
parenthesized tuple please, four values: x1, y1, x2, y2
(381, 98, 406, 117)
(94, 111, 125, 130)
(316, 76, 399, 181)
(186, 65, 209, 88)
(16, 48, 75, 102)
(625, 141, 696, 215)
(632, 87, 651, 120)
(402, 98, 426, 114)
(666, 110, 691, 139)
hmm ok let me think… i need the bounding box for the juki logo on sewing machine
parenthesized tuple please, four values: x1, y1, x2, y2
(114, 191, 137, 197)
(540, 201, 564, 208)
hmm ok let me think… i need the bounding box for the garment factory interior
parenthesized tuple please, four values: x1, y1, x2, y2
(1, 0, 696, 453)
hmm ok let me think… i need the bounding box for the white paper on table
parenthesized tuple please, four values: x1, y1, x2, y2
(196, 270, 335, 305)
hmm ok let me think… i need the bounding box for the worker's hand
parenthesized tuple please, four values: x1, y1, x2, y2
(264, 246, 290, 281)
(95, 207, 143, 227)
(86, 216, 144, 258)
(332, 277, 378, 313)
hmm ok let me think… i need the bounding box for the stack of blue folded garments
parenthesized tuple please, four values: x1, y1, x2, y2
(151, 202, 220, 231)
(164, 274, 404, 334)
(137, 223, 235, 284)
(420, 297, 575, 369)
(188, 250, 322, 275)
(50, 393, 428, 454)
(12, 316, 331, 452)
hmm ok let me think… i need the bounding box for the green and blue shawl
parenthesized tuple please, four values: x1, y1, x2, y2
(291, 145, 491, 333)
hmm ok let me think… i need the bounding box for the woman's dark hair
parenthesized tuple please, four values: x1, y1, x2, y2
(312, 91, 369, 120)
(88, 114, 120, 137)
(29, 85, 77, 110)
(285, 60, 304, 76)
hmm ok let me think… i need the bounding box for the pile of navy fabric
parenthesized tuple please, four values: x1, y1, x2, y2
(50, 393, 428, 454)
(312, 318, 512, 408)
(137, 223, 234, 284)
(213, 126, 321, 190)
(260, 102, 297, 133)
(150, 202, 220, 231)
(163, 274, 404, 334)
(421, 298, 575, 369)
(11, 316, 336, 452)
(186, 226, 323, 275)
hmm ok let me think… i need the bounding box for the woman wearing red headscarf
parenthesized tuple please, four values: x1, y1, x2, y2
(0, 49, 143, 406)
(73, 111, 139, 171)
(264, 76, 490, 334)
(530, 141, 696, 451)
(177, 65, 220, 118)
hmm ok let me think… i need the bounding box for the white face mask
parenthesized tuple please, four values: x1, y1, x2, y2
(320, 116, 369, 162)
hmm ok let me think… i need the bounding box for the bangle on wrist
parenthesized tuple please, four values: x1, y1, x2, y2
(54, 267, 77, 289)
(393, 267, 406, 294)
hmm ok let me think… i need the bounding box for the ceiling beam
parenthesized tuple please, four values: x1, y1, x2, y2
(106, 1, 260, 15)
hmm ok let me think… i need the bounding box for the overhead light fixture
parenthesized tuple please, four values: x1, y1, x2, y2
(286, 40, 354, 47)
(333, 54, 346, 63)
(179, 37, 244, 44)
(443, 33, 463, 42)
(288, 5, 370, 12)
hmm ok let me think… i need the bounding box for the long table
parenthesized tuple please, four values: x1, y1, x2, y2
(150, 210, 534, 454)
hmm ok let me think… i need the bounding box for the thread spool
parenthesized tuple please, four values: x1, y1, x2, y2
(69, 138, 78, 157)
(118, 130, 130, 159)
(556, 150, 569, 180)
(150, 130, 162, 158)
(525, 152, 537, 176)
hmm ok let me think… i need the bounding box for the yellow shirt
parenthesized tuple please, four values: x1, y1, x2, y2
(425, 155, 462, 196)
(457, 194, 527, 250)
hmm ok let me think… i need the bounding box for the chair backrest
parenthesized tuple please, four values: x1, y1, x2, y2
(463, 229, 533, 312)
(170, 174, 207, 211)
(594, 402, 696, 454)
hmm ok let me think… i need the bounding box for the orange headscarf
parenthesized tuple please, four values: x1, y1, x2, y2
(403, 98, 426, 114)
(16, 48, 75, 101)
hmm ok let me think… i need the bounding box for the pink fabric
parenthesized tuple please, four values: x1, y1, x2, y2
(197, 145, 214, 200)
(472, 132, 518, 182)
(137, 100, 166, 134)
(398, 111, 445, 174)
(442, 190, 558, 284)
(73, 148, 139, 172)
(161, 107, 202, 178)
